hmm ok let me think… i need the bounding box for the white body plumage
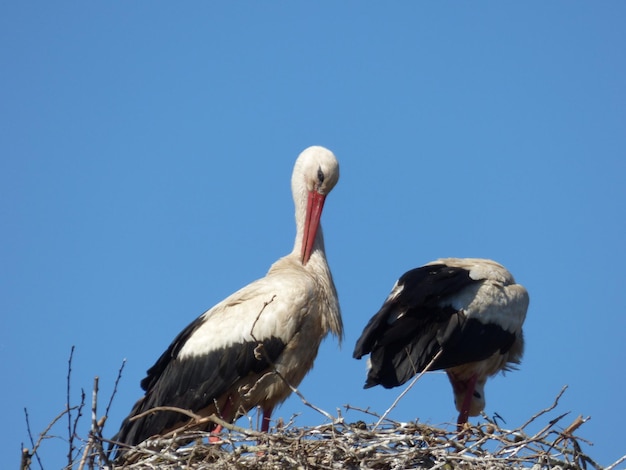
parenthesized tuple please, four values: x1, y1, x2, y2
(112, 146, 342, 454)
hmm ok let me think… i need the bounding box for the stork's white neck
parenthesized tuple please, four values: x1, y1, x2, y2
(287, 146, 343, 341)
(292, 223, 326, 266)
(288, 145, 339, 268)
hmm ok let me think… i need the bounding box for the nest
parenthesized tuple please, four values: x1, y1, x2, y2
(20, 350, 625, 470)
(103, 401, 608, 470)
(23, 392, 624, 470)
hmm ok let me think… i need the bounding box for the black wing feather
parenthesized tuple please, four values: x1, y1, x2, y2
(354, 264, 515, 388)
(353, 264, 472, 360)
(112, 310, 286, 452)
(140, 314, 205, 391)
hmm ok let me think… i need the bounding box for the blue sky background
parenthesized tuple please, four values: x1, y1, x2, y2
(2, 2, 625, 467)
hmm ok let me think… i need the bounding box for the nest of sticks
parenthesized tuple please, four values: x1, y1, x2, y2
(22, 382, 626, 470)
(111, 393, 616, 470)
(20, 349, 626, 470)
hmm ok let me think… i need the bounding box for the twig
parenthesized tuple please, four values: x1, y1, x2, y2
(536, 411, 570, 441)
(606, 454, 626, 470)
(518, 384, 568, 431)
(22, 408, 42, 470)
(128, 405, 262, 437)
(130, 405, 203, 422)
(343, 404, 382, 419)
(553, 414, 589, 446)
(249, 295, 276, 337)
(373, 349, 444, 430)
(104, 358, 126, 420)
(70, 389, 86, 463)
(24, 406, 78, 470)
(77, 377, 99, 470)
(274, 368, 336, 422)
(66, 345, 76, 468)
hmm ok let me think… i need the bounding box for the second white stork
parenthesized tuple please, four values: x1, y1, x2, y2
(112, 146, 342, 455)
(353, 258, 528, 425)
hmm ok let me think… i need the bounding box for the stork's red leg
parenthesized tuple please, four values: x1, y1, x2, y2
(457, 373, 478, 426)
(261, 407, 273, 433)
(209, 396, 233, 443)
(251, 407, 274, 456)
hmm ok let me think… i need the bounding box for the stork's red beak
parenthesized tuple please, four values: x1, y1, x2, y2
(301, 190, 326, 265)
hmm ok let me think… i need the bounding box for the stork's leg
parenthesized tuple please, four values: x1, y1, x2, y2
(251, 407, 274, 457)
(209, 427, 223, 443)
(209, 396, 233, 443)
(457, 373, 478, 426)
(261, 407, 273, 433)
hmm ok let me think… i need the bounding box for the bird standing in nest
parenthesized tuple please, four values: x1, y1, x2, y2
(354, 258, 528, 426)
(111, 146, 342, 457)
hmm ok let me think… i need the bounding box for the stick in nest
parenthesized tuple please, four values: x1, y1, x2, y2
(373, 349, 444, 430)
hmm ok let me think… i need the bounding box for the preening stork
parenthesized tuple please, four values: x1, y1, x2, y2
(353, 258, 528, 426)
(112, 146, 342, 455)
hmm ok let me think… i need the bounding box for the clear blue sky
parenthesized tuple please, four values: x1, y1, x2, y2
(2, 2, 625, 467)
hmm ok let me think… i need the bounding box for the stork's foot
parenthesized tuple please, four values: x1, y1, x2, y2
(208, 423, 224, 443)
(254, 435, 270, 457)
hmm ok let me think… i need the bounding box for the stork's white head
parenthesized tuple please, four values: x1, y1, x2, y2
(291, 146, 340, 265)
(292, 146, 340, 197)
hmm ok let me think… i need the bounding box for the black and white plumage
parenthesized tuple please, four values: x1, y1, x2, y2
(353, 258, 528, 425)
(112, 146, 342, 455)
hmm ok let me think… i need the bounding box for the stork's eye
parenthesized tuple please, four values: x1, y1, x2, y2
(317, 167, 325, 183)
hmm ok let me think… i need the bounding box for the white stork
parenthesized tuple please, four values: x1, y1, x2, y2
(112, 146, 342, 454)
(353, 258, 528, 426)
